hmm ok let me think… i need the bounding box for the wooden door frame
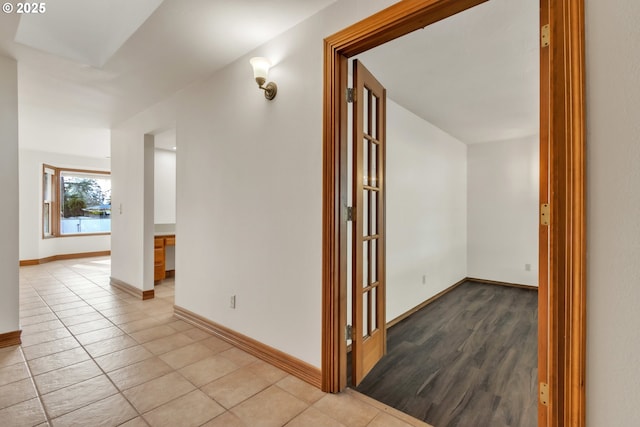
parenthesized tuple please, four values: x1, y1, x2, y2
(321, 0, 586, 426)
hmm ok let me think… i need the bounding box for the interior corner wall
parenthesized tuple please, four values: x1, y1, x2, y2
(110, 130, 154, 291)
(386, 99, 467, 322)
(585, 0, 640, 425)
(18, 149, 111, 262)
(0, 55, 19, 334)
(467, 136, 539, 286)
(154, 149, 176, 224)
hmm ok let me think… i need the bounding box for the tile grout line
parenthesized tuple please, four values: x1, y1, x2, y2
(21, 268, 235, 425)
(69, 292, 173, 425)
(20, 264, 218, 425)
(20, 269, 149, 425)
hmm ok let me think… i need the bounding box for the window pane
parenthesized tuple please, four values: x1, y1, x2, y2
(363, 292, 369, 337)
(362, 138, 369, 186)
(43, 169, 54, 237)
(362, 240, 368, 287)
(60, 172, 111, 235)
(372, 95, 377, 139)
(43, 203, 50, 236)
(363, 88, 369, 136)
(371, 287, 377, 331)
(371, 143, 377, 188)
(371, 239, 377, 283)
(363, 190, 369, 236)
(371, 192, 377, 235)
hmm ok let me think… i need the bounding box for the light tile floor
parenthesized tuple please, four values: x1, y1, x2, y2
(1, 257, 430, 427)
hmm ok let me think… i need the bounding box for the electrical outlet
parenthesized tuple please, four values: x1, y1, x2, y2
(230, 295, 236, 309)
(422, 275, 426, 285)
(525, 263, 531, 271)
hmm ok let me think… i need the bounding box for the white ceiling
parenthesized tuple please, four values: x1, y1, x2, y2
(0, 0, 339, 157)
(357, 0, 539, 144)
(0, 0, 538, 157)
(14, 0, 164, 68)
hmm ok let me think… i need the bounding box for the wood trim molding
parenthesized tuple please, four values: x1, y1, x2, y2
(547, 1, 587, 425)
(387, 278, 467, 329)
(41, 164, 110, 239)
(0, 330, 21, 348)
(322, 0, 586, 425)
(20, 251, 111, 266)
(467, 277, 539, 291)
(174, 305, 322, 389)
(43, 164, 110, 176)
(110, 277, 154, 300)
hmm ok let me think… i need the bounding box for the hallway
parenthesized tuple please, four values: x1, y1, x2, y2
(1, 257, 427, 427)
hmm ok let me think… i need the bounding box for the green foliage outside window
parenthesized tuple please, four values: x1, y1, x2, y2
(61, 177, 110, 218)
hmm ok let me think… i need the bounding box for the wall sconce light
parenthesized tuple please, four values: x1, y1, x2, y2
(250, 57, 277, 100)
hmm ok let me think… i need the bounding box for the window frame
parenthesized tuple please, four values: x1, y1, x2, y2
(42, 164, 111, 238)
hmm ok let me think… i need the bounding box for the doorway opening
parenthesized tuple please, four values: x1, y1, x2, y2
(343, 2, 540, 421)
(321, 1, 586, 427)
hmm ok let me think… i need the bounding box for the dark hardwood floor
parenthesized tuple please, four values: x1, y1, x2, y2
(354, 281, 538, 427)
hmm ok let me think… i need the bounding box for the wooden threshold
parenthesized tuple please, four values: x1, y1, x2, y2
(174, 305, 322, 389)
(0, 330, 22, 348)
(20, 251, 111, 266)
(345, 389, 432, 427)
(110, 277, 154, 300)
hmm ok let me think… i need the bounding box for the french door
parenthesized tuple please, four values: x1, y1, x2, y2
(351, 59, 387, 385)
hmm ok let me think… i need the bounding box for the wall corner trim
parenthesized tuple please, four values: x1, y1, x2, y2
(0, 330, 22, 348)
(174, 305, 322, 389)
(110, 277, 154, 300)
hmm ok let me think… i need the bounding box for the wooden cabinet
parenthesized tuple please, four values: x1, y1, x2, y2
(154, 234, 176, 283)
(154, 237, 166, 283)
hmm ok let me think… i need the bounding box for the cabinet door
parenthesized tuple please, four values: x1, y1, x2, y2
(154, 242, 166, 282)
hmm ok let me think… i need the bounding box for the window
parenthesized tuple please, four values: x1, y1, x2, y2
(43, 165, 111, 237)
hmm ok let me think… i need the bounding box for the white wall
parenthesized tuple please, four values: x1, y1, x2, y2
(110, 131, 155, 292)
(154, 149, 176, 224)
(18, 103, 111, 159)
(467, 136, 539, 286)
(167, 0, 398, 368)
(0, 55, 19, 334)
(585, 0, 640, 425)
(386, 99, 467, 322)
(18, 149, 111, 261)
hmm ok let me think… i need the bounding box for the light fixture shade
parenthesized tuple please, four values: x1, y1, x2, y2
(250, 57, 271, 80)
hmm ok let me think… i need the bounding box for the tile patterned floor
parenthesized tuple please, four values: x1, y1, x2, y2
(1, 257, 430, 427)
